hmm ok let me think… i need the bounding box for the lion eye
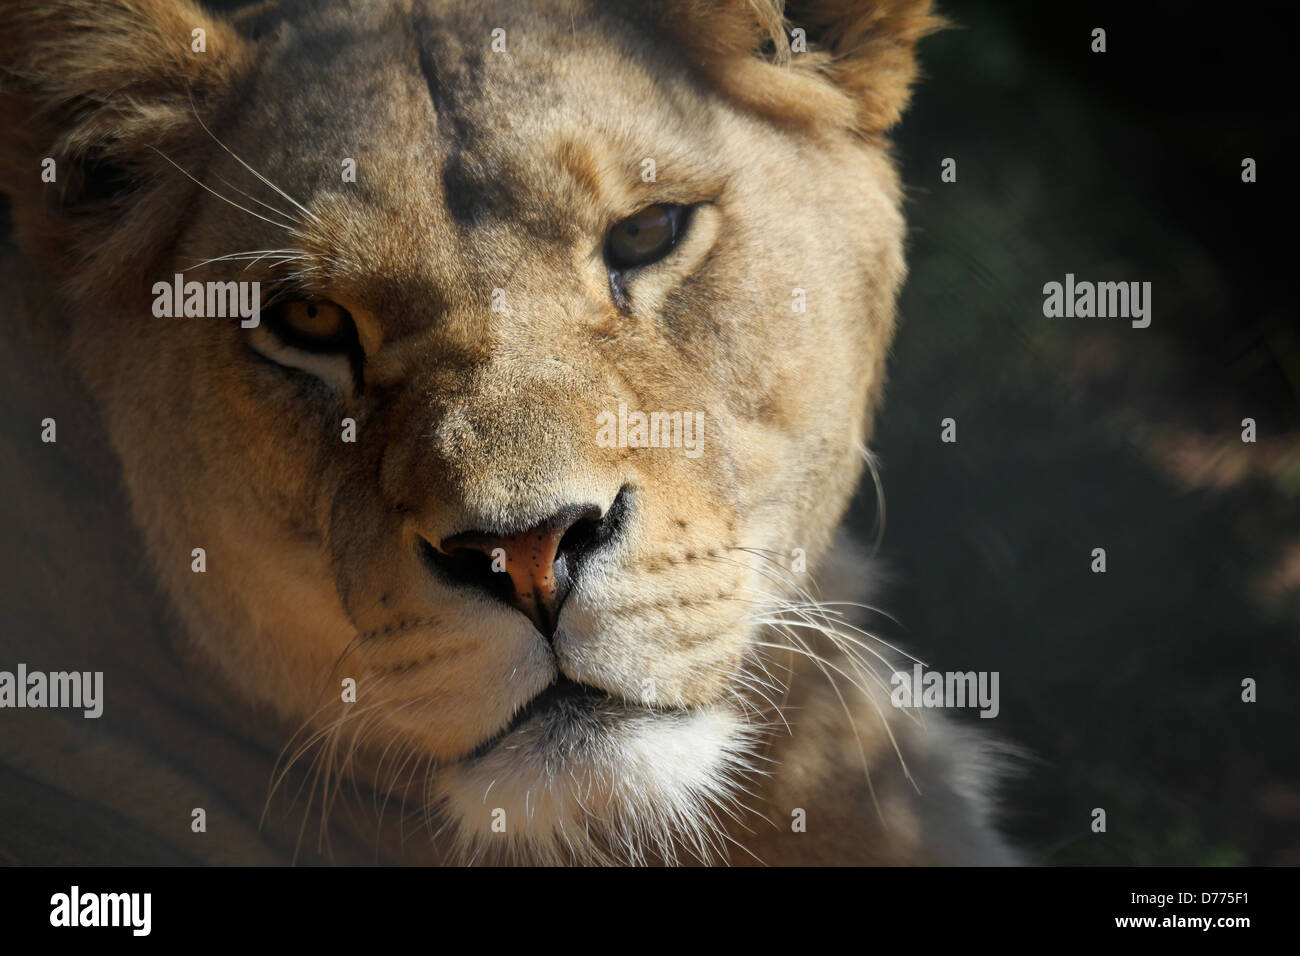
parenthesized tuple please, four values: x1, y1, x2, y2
(605, 204, 688, 270)
(264, 299, 357, 353)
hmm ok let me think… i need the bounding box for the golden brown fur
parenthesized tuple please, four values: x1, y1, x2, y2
(0, 0, 1012, 864)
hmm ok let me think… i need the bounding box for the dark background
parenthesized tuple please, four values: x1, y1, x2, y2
(853, 0, 1299, 864)
(1, 0, 1294, 867)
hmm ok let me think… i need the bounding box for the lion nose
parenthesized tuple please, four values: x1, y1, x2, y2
(427, 491, 629, 638)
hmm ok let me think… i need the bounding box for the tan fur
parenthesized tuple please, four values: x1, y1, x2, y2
(0, 0, 1011, 864)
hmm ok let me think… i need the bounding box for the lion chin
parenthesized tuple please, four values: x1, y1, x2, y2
(434, 692, 757, 865)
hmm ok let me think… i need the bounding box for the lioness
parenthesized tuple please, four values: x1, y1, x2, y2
(0, 0, 1014, 865)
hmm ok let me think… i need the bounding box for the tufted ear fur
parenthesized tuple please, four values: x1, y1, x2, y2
(0, 0, 251, 294)
(646, 0, 943, 138)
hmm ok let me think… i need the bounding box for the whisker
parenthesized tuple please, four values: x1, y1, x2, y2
(857, 443, 888, 554)
(212, 171, 303, 227)
(188, 91, 323, 226)
(148, 145, 297, 233)
(184, 249, 309, 270)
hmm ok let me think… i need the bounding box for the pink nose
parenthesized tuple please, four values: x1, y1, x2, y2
(438, 504, 603, 636)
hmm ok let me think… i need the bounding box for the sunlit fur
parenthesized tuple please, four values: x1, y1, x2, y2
(0, 0, 1015, 864)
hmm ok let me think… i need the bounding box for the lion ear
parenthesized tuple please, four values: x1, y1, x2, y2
(652, 0, 942, 138)
(0, 0, 250, 273)
(784, 0, 944, 133)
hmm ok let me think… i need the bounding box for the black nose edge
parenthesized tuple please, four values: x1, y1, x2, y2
(416, 484, 632, 637)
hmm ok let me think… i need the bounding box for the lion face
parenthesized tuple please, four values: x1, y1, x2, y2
(1, 0, 935, 863)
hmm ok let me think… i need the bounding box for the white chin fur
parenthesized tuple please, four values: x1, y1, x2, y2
(432, 703, 756, 865)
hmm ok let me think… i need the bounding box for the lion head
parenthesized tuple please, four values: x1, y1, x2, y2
(0, 0, 952, 864)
